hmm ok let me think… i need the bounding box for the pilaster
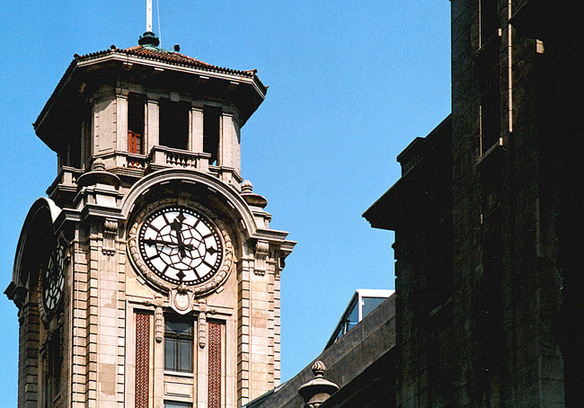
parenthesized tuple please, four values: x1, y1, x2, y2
(220, 109, 241, 174)
(237, 255, 252, 406)
(190, 102, 204, 153)
(115, 88, 129, 152)
(146, 95, 160, 152)
(71, 226, 90, 408)
(92, 87, 117, 156)
(18, 301, 40, 408)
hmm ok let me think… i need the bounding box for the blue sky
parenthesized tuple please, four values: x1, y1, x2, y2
(0, 1, 450, 404)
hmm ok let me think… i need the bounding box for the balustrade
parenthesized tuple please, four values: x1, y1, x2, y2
(50, 146, 243, 197)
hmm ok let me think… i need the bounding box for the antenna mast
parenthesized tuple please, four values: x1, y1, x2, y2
(139, 0, 160, 46)
(147, 0, 153, 32)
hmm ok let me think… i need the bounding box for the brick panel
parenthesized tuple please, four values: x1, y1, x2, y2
(135, 312, 150, 408)
(208, 322, 222, 408)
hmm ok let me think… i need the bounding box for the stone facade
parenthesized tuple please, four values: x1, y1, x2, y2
(365, 1, 584, 407)
(6, 35, 295, 408)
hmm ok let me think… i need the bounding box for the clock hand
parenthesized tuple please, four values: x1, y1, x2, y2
(144, 238, 194, 250)
(171, 216, 187, 258)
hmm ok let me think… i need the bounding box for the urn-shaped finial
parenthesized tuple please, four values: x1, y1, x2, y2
(241, 179, 254, 193)
(298, 360, 339, 408)
(241, 180, 268, 208)
(77, 157, 121, 190)
(92, 158, 106, 172)
(311, 360, 326, 377)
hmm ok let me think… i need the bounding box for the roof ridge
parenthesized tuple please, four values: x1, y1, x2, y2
(74, 45, 257, 79)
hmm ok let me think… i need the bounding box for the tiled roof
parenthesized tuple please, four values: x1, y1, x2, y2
(35, 43, 265, 131)
(75, 45, 258, 78)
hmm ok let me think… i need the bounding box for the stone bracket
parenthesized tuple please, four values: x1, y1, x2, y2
(102, 218, 118, 255)
(254, 240, 269, 276)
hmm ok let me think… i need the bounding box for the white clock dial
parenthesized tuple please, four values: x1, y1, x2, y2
(138, 206, 223, 285)
(43, 243, 65, 313)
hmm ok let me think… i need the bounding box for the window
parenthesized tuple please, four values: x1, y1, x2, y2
(159, 98, 189, 150)
(203, 106, 221, 165)
(43, 332, 62, 407)
(325, 290, 392, 348)
(128, 95, 145, 154)
(165, 401, 192, 408)
(361, 296, 387, 317)
(164, 315, 194, 373)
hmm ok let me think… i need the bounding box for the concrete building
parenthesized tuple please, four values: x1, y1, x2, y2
(365, 0, 584, 407)
(5, 30, 295, 408)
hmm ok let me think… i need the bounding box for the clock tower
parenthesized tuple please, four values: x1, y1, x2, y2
(5, 29, 294, 408)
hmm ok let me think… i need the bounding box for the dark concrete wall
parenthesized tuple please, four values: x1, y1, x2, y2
(247, 295, 396, 408)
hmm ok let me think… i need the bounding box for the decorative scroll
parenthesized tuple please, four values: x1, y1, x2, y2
(135, 312, 150, 408)
(198, 311, 207, 349)
(155, 306, 163, 343)
(208, 322, 222, 408)
(103, 219, 118, 256)
(254, 240, 269, 276)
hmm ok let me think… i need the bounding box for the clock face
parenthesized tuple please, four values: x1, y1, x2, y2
(43, 243, 65, 313)
(138, 206, 224, 285)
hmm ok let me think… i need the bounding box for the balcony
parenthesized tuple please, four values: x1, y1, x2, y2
(49, 146, 242, 204)
(147, 145, 210, 173)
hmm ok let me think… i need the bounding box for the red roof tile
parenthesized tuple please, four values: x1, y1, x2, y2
(75, 45, 258, 78)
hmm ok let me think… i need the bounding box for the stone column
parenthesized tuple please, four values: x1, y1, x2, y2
(190, 102, 204, 153)
(219, 109, 241, 173)
(146, 95, 160, 152)
(92, 88, 117, 155)
(115, 88, 129, 152)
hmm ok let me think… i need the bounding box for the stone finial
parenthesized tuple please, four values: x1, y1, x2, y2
(241, 180, 268, 209)
(311, 361, 326, 377)
(241, 179, 254, 193)
(298, 360, 339, 408)
(77, 157, 121, 190)
(92, 158, 106, 172)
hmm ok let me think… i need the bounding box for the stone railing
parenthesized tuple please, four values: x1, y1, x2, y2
(125, 153, 147, 170)
(50, 146, 244, 197)
(147, 146, 211, 172)
(47, 166, 84, 199)
(84, 148, 211, 174)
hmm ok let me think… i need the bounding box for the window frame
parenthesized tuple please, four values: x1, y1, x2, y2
(128, 94, 145, 154)
(164, 314, 195, 373)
